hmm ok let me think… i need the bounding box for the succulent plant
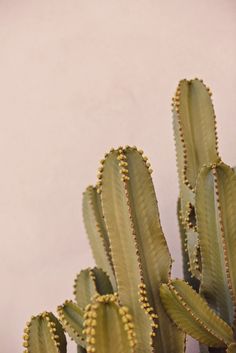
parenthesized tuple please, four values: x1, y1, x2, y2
(158, 79, 236, 353)
(82, 146, 186, 353)
(23, 78, 236, 353)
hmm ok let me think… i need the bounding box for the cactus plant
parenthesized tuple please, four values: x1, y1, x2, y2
(159, 79, 236, 353)
(22, 78, 236, 353)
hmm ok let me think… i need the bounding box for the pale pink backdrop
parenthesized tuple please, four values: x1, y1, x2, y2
(0, 1, 236, 352)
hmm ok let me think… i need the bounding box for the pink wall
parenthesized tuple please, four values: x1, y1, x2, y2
(1, 1, 236, 352)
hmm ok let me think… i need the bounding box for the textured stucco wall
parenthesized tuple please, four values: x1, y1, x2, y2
(0, 1, 236, 352)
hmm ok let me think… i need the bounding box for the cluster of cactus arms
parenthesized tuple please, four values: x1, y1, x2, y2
(23, 78, 236, 353)
(160, 79, 236, 353)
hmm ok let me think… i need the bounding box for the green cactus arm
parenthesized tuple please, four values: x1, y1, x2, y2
(57, 300, 85, 347)
(92, 267, 114, 295)
(173, 107, 195, 213)
(73, 267, 113, 308)
(174, 105, 201, 281)
(125, 147, 185, 353)
(100, 147, 185, 353)
(82, 186, 116, 288)
(227, 343, 236, 353)
(99, 147, 156, 353)
(172, 78, 219, 190)
(160, 279, 234, 347)
(196, 162, 236, 325)
(124, 147, 171, 284)
(22, 312, 67, 353)
(83, 293, 136, 353)
(73, 269, 97, 308)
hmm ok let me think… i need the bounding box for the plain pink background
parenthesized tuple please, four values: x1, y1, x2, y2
(1, 1, 236, 352)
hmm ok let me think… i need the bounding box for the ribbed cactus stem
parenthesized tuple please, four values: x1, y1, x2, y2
(98, 147, 156, 353)
(196, 162, 236, 327)
(83, 293, 137, 353)
(160, 279, 234, 348)
(22, 312, 67, 353)
(163, 79, 236, 352)
(83, 186, 116, 288)
(73, 267, 113, 309)
(57, 300, 85, 347)
(173, 78, 220, 285)
(172, 78, 219, 190)
(99, 146, 185, 353)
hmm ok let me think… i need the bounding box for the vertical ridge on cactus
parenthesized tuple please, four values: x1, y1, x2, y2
(99, 148, 156, 353)
(57, 301, 85, 347)
(22, 312, 67, 353)
(82, 186, 116, 289)
(161, 79, 236, 352)
(160, 279, 234, 347)
(172, 78, 219, 190)
(100, 146, 185, 353)
(83, 293, 136, 353)
(196, 162, 236, 326)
